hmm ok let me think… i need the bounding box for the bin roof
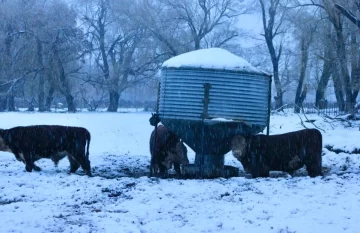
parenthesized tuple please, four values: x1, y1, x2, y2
(162, 48, 267, 75)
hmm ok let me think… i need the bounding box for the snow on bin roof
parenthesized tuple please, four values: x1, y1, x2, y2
(162, 48, 266, 74)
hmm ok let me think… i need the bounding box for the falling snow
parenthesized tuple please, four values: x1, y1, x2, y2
(0, 111, 359, 233)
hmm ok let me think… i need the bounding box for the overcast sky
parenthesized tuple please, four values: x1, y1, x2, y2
(237, 13, 263, 48)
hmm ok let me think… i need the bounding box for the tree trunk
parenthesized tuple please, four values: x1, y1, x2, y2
(0, 97, 7, 111)
(28, 98, 35, 111)
(259, 0, 283, 111)
(274, 90, 283, 110)
(350, 67, 360, 106)
(349, 29, 360, 112)
(65, 94, 76, 113)
(107, 90, 120, 112)
(271, 55, 283, 110)
(2, 24, 13, 112)
(335, 26, 352, 112)
(315, 41, 332, 108)
(194, 38, 200, 50)
(45, 84, 55, 111)
(294, 38, 310, 113)
(294, 87, 308, 113)
(53, 44, 76, 113)
(326, 3, 353, 112)
(315, 70, 332, 109)
(38, 74, 45, 111)
(36, 38, 45, 112)
(265, 27, 283, 111)
(332, 63, 345, 112)
(7, 94, 15, 111)
(61, 87, 76, 112)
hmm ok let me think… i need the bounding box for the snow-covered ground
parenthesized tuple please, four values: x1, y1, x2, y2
(0, 111, 359, 233)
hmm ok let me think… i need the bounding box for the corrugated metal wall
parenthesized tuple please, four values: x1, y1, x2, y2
(159, 68, 270, 127)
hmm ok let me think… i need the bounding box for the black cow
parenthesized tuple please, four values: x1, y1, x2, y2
(0, 125, 91, 176)
(149, 125, 189, 177)
(231, 128, 322, 178)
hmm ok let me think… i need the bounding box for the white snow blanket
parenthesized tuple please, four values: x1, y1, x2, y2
(0, 111, 359, 233)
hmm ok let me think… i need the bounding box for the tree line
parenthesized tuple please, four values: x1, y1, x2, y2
(257, 0, 360, 113)
(0, 0, 359, 113)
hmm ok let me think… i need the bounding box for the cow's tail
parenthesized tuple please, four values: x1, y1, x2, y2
(150, 125, 158, 177)
(86, 131, 91, 158)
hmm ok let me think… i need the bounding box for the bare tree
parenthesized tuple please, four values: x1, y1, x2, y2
(348, 2, 360, 108)
(121, 0, 190, 57)
(0, 0, 43, 111)
(43, 1, 88, 112)
(259, 0, 287, 110)
(323, 0, 359, 112)
(82, 0, 160, 112)
(335, 2, 360, 29)
(164, 0, 248, 50)
(290, 12, 316, 113)
(315, 20, 333, 108)
(125, 0, 248, 58)
(293, 0, 360, 112)
(0, 0, 86, 112)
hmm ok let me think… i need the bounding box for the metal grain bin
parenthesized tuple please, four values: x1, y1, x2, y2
(159, 68, 269, 125)
(157, 48, 271, 178)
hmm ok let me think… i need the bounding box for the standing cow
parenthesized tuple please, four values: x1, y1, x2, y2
(0, 125, 91, 176)
(149, 125, 189, 177)
(231, 128, 322, 178)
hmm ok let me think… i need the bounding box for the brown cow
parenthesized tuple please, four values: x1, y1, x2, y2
(149, 125, 189, 177)
(0, 125, 91, 176)
(231, 128, 322, 178)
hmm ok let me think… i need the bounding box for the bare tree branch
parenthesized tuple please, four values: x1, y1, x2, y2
(334, 3, 360, 29)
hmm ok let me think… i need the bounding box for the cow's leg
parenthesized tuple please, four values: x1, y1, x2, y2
(71, 151, 92, 177)
(251, 151, 261, 178)
(251, 150, 270, 178)
(23, 152, 34, 172)
(15, 152, 40, 172)
(286, 155, 302, 172)
(150, 152, 164, 177)
(32, 163, 41, 172)
(149, 151, 156, 177)
(67, 154, 80, 174)
(149, 162, 156, 177)
(13, 152, 24, 164)
(158, 163, 168, 178)
(305, 152, 322, 177)
(14, 153, 23, 162)
(79, 157, 92, 177)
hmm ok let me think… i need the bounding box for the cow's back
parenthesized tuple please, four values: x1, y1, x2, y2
(150, 125, 177, 157)
(4, 125, 88, 154)
(250, 128, 322, 172)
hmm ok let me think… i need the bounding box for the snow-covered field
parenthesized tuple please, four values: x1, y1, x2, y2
(0, 111, 359, 233)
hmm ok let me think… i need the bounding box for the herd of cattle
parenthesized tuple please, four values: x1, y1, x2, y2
(0, 123, 323, 178)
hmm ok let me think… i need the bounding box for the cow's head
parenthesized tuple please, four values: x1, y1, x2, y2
(0, 129, 11, 152)
(231, 135, 248, 161)
(162, 140, 189, 169)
